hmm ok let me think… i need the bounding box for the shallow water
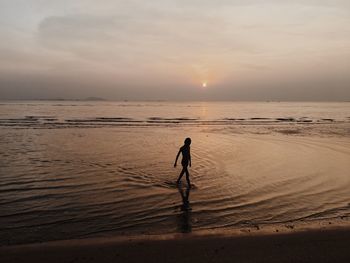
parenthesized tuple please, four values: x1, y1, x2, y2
(0, 101, 350, 245)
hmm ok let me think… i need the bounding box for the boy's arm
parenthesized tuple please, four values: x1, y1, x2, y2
(189, 149, 191, 167)
(174, 149, 181, 167)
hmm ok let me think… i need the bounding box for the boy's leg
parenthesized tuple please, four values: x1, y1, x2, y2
(185, 169, 191, 188)
(177, 168, 185, 184)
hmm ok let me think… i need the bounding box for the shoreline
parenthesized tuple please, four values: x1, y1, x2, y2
(2, 215, 349, 247)
(2, 224, 350, 263)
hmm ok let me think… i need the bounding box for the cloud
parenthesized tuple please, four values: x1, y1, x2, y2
(37, 12, 254, 59)
(35, 10, 260, 83)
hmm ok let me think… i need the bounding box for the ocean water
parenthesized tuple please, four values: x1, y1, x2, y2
(0, 101, 350, 245)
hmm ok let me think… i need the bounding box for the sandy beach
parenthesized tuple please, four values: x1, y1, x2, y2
(1, 225, 350, 263)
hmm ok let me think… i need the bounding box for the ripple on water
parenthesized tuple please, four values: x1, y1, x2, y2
(0, 128, 350, 245)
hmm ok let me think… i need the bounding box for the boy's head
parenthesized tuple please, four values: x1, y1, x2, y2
(184, 137, 191, 146)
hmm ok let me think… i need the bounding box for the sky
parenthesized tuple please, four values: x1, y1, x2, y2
(0, 0, 349, 101)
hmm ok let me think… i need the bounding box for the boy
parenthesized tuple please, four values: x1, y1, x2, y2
(174, 138, 192, 187)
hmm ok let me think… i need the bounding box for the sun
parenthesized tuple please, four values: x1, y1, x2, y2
(202, 82, 207, 88)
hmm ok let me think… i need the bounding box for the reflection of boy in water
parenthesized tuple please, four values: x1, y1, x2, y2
(174, 138, 192, 187)
(177, 186, 191, 233)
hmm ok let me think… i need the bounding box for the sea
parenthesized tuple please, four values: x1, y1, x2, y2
(0, 101, 349, 245)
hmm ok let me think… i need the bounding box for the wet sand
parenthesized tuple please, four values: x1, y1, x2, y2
(1, 226, 350, 263)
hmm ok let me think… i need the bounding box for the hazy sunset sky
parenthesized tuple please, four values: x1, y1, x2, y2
(0, 0, 349, 100)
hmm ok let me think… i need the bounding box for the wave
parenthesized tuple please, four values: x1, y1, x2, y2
(0, 115, 347, 129)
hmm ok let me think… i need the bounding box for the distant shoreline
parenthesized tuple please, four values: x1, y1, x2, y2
(1, 99, 350, 103)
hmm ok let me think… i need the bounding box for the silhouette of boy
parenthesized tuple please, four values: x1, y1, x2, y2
(174, 138, 192, 187)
